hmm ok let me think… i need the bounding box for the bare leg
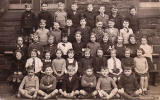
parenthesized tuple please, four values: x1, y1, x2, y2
(19, 89, 32, 99)
(44, 89, 58, 99)
(140, 77, 145, 91)
(107, 88, 118, 99)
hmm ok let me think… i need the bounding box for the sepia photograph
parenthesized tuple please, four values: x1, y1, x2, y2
(0, 0, 160, 100)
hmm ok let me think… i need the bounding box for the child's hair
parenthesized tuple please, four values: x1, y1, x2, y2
(67, 49, 74, 55)
(53, 21, 60, 26)
(31, 49, 38, 56)
(108, 19, 115, 23)
(44, 50, 51, 55)
(58, 2, 64, 7)
(75, 31, 82, 36)
(123, 19, 130, 23)
(96, 47, 103, 54)
(101, 66, 108, 71)
(125, 48, 131, 53)
(137, 48, 145, 55)
(41, 1, 48, 6)
(141, 35, 148, 42)
(129, 5, 136, 10)
(123, 67, 132, 71)
(14, 49, 23, 57)
(111, 4, 118, 9)
(27, 65, 35, 72)
(80, 17, 86, 22)
(62, 33, 68, 38)
(48, 35, 56, 42)
(85, 66, 93, 72)
(71, 2, 77, 6)
(84, 48, 91, 53)
(24, 3, 32, 8)
(56, 48, 63, 54)
(116, 36, 124, 43)
(90, 33, 96, 37)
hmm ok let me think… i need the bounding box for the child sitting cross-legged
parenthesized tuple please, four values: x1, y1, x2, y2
(38, 67, 58, 100)
(118, 67, 142, 100)
(96, 67, 118, 99)
(79, 67, 97, 98)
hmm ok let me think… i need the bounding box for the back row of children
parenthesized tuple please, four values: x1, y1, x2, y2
(8, 1, 157, 100)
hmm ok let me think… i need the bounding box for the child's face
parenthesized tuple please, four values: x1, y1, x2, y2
(111, 50, 116, 58)
(137, 50, 143, 57)
(108, 21, 115, 28)
(48, 36, 54, 44)
(62, 36, 68, 43)
(45, 52, 51, 60)
(99, 6, 105, 13)
(87, 4, 93, 11)
(56, 50, 62, 58)
(54, 22, 60, 29)
(68, 69, 74, 76)
(66, 20, 73, 26)
(31, 51, 37, 58)
(17, 37, 23, 45)
(90, 35, 96, 42)
(80, 19, 86, 26)
(130, 8, 136, 16)
(85, 51, 90, 58)
(33, 35, 39, 42)
(96, 22, 103, 28)
(28, 69, 34, 76)
(71, 4, 77, 11)
(41, 4, 48, 11)
(125, 50, 130, 58)
(25, 5, 32, 11)
(58, 4, 64, 10)
(130, 37, 136, 44)
(123, 21, 129, 28)
(117, 37, 123, 44)
(141, 38, 147, 45)
(101, 69, 109, 77)
(97, 50, 103, 57)
(40, 22, 46, 28)
(86, 69, 93, 76)
(111, 8, 118, 14)
(124, 69, 132, 76)
(45, 67, 53, 75)
(75, 33, 82, 41)
(68, 52, 74, 59)
(16, 52, 22, 60)
(103, 36, 109, 43)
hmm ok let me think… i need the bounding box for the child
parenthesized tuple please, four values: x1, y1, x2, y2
(65, 49, 78, 74)
(54, 2, 67, 28)
(52, 49, 66, 89)
(100, 35, 112, 56)
(21, 3, 36, 45)
(109, 5, 123, 29)
(38, 2, 53, 30)
(93, 48, 107, 73)
(57, 34, 72, 58)
(62, 19, 76, 43)
(77, 18, 91, 44)
(72, 31, 86, 61)
(118, 67, 142, 100)
(17, 66, 39, 99)
(25, 49, 43, 78)
(92, 21, 105, 43)
(107, 49, 123, 82)
(96, 6, 109, 28)
(87, 34, 101, 57)
(79, 67, 97, 98)
(115, 36, 125, 59)
(67, 3, 81, 28)
(83, 4, 96, 29)
(43, 35, 57, 59)
(35, 21, 49, 46)
(120, 19, 133, 44)
(8, 50, 25, 92)
(134, 48, 149, 95)
(105, 19, 119, 45)
(38, 67, 58, 99)
(42, 51, 52, 73)
(59, 68, 79, 98)
(28, 34, 43, 58)
(121, 49, 134, 70)
(96, 67, 118, 99)
(49, 22, 61, 43)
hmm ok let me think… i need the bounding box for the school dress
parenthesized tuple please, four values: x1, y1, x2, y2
(96, 14, 109, 28)
(87, 42, 101, 57)
(92, 28, 105, 43)
(54, 10, 67, 28)
(49, 29, 62, 43)
(43, 44, 57, 59)
(120, 28, 133, 44)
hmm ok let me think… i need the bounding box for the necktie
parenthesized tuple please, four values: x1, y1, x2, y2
(113, 58, 116, 69)
(32, 58, 35, 68)
(68, 27, 71, 36)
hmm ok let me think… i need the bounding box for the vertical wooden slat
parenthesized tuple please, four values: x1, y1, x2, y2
(32, 0, 40, 14)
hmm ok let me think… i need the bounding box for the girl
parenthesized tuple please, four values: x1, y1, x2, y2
(134, 48, 149, 95)
(52, 49, 66, 89)
(42, 51, 52, 73)
(50, 22, 61, 43)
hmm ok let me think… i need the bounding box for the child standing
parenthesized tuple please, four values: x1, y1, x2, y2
(120, 19, 133, 44)
(35, 21, 49, 46)
(115, 36, 125, 59)
(54, 2, 67, 28)
(57, 34, 72, 58)
(17, 67, 39, 99)
(134, 48, 149, 95)
(50, 22, 61, 43)
(118, 67, 142, 100)
(38, 67, 58, 99)
(87, 34, 101, 57)
(42, 51, 52, 73)
(96, 67, 118, 99)
(79, 67, 97, 98)
(107, 49, 123, 82)
(92, 21, 105, 43)
(96, 6, 109, 28)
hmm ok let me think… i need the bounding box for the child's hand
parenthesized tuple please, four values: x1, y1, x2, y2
(47, 85, 52, 88)
(32, 94, 37, 99)
(18, 72, 22, 75)
(14, 72, 18, 75)
(90, 83, 94, 86)
(57, 73, 62, 77)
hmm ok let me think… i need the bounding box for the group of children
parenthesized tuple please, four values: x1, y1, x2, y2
(8, 1, 158, 100)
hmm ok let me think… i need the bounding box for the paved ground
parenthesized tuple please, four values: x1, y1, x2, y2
(0, 81, 160, 100)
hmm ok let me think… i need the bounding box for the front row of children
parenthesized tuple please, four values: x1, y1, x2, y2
(17, 48, 145, 100)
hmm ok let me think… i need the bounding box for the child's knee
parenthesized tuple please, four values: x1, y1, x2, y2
(80, 90, 86, 95)
(74, 90, 79, 95)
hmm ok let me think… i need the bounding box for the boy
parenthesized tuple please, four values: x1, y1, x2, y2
(38, 67, 58, 99)
(38, 2, 53, 30)
(96, 6, 109, 28)
(50, 22, 61, 43)
(17, 66, 39, 99)
(118, 67, 142, 100)
(54, 2, 67, 28)
(96, 67, 118, 99)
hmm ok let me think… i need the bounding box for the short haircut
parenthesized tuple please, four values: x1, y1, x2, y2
(67, 49, 74, 55)
(137, 48, 145, 54)
(75, 31, 82, 36)
(41, 1, 48, 6)
(84, 48, 91, 53)
(108, 19, 115, 23)
(129, 5, 136, 10)
(27, 66, 35, 72)
(101, 66, 108, 71)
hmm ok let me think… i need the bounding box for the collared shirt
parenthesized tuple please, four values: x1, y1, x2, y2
(120, 28, 133, 44)
(57, 42, 72, 55)
(96, 14, 109, 28)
